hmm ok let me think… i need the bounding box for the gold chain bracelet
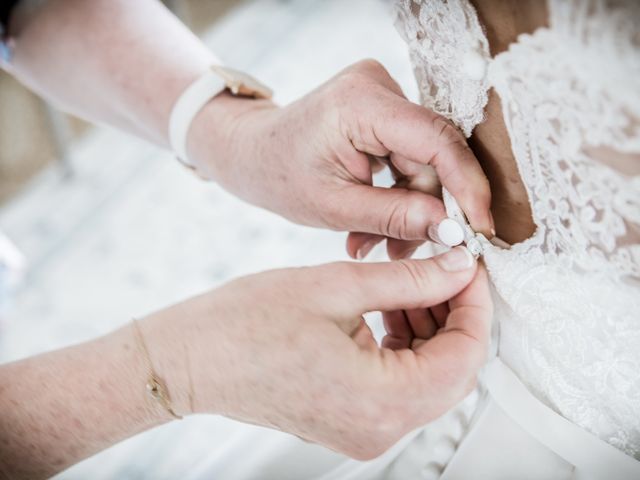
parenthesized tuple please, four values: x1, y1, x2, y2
(131, 318, 183, 420)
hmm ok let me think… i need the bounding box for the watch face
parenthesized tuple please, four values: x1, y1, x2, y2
(210, 65, 273, 99)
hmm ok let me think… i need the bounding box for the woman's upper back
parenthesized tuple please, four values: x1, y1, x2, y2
(395, 0, 640, 458)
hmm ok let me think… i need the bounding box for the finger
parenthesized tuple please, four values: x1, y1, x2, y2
(369, 155, 387, 174)
(370, 98, 493, 236)
(383, 165, 437, 259)
(405, 308, 438, 339)
(382, 310, 412, 339)
(381, 310, 412, 350)
(351, 318, 378, 351)
(347, 163, 436, 259)
(386, 238, 424, 260)
(414, 266, 493, 392)
(382, 335, 411, 350)
(429, 303, 450, 328)
(342, 246, 477, 315)
(389, 153, 441, 196)
(346, 232, 385, 260)
(336, 184, 446, 240)
(342, 59, 408, 99)
(346, 166, 434, 260)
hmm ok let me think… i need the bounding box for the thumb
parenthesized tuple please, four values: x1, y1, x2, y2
(412, 266, 493, 410)
(340, 246, 477, 315)
(369, 97, 493, 236)
(336, 184, 446, 241)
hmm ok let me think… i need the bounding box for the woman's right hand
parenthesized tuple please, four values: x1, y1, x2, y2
(144, 246, 492, 459)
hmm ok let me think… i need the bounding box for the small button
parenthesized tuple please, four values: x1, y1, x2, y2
(466, 237, 484, 257)
(462, 49, 488, 81)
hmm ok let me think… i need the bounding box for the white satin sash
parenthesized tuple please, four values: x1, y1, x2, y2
(440, 358, 640, 480)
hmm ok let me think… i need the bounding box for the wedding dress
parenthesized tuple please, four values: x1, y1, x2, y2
(188, 1, 640, 478)
(384, 0, 640, 477)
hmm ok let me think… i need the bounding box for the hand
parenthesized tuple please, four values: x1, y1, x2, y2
(145, 246, 492, 459)
(188, 60, 493, 258)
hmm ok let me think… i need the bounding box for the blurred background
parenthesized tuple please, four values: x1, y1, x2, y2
(0, 0, 417, 477)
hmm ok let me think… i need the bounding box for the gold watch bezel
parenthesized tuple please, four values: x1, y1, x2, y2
(210, 65, 273, 100)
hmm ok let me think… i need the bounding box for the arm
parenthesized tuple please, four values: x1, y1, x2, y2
(4, 0, 217, 145)
(0, 326, 177, 479)
(4, 0, 493, 248)
(0, 249, 492, 479)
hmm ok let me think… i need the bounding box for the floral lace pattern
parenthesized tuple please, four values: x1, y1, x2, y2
(394, 0, 490, 136)
(395, 0, 640, 461)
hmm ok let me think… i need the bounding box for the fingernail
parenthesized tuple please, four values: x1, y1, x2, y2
(356, 239, 378, 260)
(428, 218, 465, 247)
(435, 246, 475, 272)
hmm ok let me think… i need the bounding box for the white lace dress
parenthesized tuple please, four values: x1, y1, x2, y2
(389, 0, 640, 476)
(188, 1, 640, 478)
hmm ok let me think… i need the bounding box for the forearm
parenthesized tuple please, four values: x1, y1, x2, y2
(0, 316, 191, 479)
(4, 0, 217, 145)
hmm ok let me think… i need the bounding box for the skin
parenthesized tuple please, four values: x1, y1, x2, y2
(468, 0, 548, 244)
(0, 0, 494, 477)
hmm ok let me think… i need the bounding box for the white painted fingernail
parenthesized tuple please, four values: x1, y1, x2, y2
(428, 218, 465, 247)
(435, 246, 475, 272)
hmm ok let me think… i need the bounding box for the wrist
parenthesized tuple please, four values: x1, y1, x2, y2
(134, 311, 198, 418)
(96, 326, 172, 426)
(185, 91, 277, 180)
(139, 293, 238, 417)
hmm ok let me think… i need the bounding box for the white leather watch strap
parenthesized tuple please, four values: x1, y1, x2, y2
(169, 69, 226, 166)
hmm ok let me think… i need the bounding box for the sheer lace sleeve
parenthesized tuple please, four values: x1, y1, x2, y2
(393, 0, 490, 136)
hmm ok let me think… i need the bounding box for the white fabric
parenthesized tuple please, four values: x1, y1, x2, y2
(479, 359, 640, 479)
(168, 69, 226, 165)
(430, 359, 640, 479)
(441, 395, 575, 480)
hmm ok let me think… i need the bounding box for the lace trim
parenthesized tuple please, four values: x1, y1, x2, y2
(393, 0, 490, 136)
(489, 24, 640, 280)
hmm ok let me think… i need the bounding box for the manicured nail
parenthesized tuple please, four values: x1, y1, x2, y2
(435, 246, 475, 272)
(428, 218, 465, 247)
(356, 239, 378, 260)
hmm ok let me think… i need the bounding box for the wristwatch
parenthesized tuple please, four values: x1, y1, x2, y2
(168, 65, 272, 172)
